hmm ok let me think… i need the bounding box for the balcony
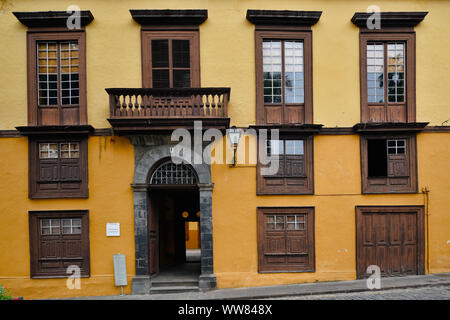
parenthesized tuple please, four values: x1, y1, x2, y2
(106, 87, 230, 134)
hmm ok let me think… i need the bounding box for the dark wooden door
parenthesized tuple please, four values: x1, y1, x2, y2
(356, 206, 425, 279)
(148, 193, 159, 275)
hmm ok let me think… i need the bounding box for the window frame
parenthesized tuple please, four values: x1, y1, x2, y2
(27, 31, 87, 126)
(141, 30, 200, 88)
(255, 28, 313, 125)
(257, 134, 314, 195)
(360, 133, 418, 194)
(359, 31, 416, 123)
(29, 136, 88, 199)
(29, 210, 90, 278)
(257, 207, 315, 273)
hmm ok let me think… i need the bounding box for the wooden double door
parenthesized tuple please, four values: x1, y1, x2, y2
(356, 206, 425, 279)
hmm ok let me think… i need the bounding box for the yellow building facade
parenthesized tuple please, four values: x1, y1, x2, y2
(0, 0, 449, 299)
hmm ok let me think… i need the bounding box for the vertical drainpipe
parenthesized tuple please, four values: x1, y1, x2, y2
(422, 187, 430, 274)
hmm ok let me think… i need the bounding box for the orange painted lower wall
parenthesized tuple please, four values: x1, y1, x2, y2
(0, 132, 449, 299)
(211, 132, 450, 288)
(0, 136, 136, 299)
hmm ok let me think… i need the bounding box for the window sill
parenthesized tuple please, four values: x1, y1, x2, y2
(258, 269, 315, 274)
(31, 275, 90, 279)
(29, 193, 89, 199)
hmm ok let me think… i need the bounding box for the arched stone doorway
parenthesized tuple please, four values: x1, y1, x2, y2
(130, 143, 215, 294)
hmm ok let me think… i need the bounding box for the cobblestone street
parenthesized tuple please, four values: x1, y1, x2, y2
(271, 285, 450, 300)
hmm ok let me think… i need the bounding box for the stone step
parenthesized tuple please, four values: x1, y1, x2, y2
(149, 286, 200, 294)
(152, 280, 199, 288)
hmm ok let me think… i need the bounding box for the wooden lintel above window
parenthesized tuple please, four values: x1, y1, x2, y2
(246, 10, 322, 27)
(353, 122, 428, 134)
(15, 125, 94, 137)
(249, 124, 323, 135)
(13, 11, 94, 28)
(351, 12, 428, 29)
(130, 9, 208, 26)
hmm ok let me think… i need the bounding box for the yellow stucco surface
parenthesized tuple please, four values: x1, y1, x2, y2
(0, 0, 449, 299)
(0, 0, 450, 129)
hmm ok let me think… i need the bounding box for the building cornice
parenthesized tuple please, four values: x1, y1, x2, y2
(351, 12, 428, 29)
(15, 125, 95, 137)
(13, 11, 94, 28)
(129, 9, 208, 26)
(353, 122, 429, 134)
(246, 10, 322, 27)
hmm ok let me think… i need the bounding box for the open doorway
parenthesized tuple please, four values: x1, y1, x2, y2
(148, 187, 200, 278)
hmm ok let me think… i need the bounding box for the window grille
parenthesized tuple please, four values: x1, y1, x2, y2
(150, 162, 197, 185)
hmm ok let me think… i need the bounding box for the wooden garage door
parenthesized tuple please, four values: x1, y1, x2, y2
(356, 206, 425, 279)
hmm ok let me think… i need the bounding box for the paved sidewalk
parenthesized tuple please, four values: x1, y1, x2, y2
(272, 286, 450, 300)
(71, 273, 450, 300)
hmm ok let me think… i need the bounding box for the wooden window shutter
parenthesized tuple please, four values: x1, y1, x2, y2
(275, 154, 285, 177)
(258, 207, 315, 273)
(257, 137, 313, 195)
(29, 211, 90, 278)
(38, 159, 59, 191)
(30, 139, 88, 198)
(142, 31, 201, 88)
(60, 157, 81, 190)
(387, 140, 410, 186)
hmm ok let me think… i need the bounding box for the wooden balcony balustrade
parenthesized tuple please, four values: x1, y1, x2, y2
(106, 88, 230, 119)
(106, 87, 231, 133)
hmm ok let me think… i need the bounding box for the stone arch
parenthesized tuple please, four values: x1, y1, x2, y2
(133, 144, 211, 185)
(131, 144, 215, 294)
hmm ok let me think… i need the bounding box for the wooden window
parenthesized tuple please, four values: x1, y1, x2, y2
(257, 207, 315, 273)
(361, 134, 417, 193)
(366, 42, 406, 104)
(256, 30, 313, 125)
(257, 136, 314, 194)
(359, 32, 415, 123)
(27, 32, 87, 126)
(141, 31, 200, 88)
(29, 138, 88, 198)
(29, 210, 90, 278)
(37, 41, 80, 106)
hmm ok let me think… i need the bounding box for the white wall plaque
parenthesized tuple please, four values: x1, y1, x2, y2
(106, 223, 120, 237)
(113, 254, 127, 287)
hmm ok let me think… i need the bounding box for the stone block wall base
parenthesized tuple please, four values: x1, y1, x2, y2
(199, 274, 217, 291)
(131, 275, 151, 294)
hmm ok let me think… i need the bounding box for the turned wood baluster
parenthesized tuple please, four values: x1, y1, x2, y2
(188, 95, 194, 116)
(172, 97, 178, 117)
(223, 92, 228, 117)
(192, 94, 198, 116)
(127, 94, 133, 117)
(134, 94, 140, 117)
(160, 96, 163, 116)
(121, 95, 127, 117)
(212, 94, 218, 117)
(150, 94, 155, 116)
(216, 93, 222, 117)
(142, 94, 148, 117)
(204, 94, 210, 116)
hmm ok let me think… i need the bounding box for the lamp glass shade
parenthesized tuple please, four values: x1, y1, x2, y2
(228, 126, 241, 147)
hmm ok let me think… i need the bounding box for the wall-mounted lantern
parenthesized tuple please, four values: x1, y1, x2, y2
(227, 126, 241, 167)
